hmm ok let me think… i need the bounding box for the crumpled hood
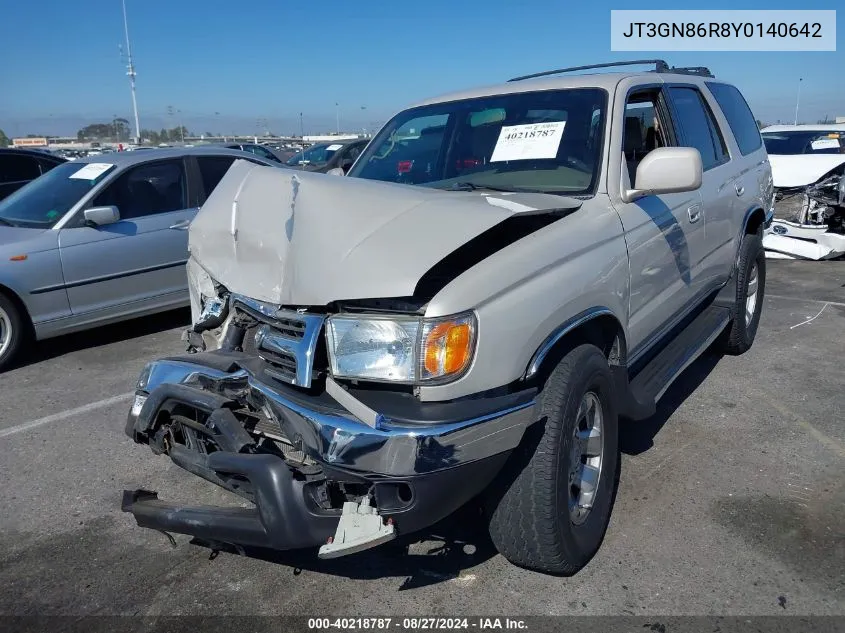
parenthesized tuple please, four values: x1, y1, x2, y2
(188, 160, 579, 306)
(769, 154, 845, 188)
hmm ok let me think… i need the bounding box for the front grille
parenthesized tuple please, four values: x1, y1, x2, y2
(274, 316, 306, 339)
(230, 297, 325, 388)
(262, 349, 297, 383)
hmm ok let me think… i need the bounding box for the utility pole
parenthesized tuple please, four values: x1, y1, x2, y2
(178, 109, 184, 142)
(121, 0, 141, 143)
(335, 102, 340, 135)
(167, 105, 174, 141)
(793, 78, 802, 126)
(300, 112, 304, 138)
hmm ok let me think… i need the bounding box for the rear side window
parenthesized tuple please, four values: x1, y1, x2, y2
(706, 82, 763, 156)
(196, 156, 236, 195)
(0, 155, 40, 183)
(667, 87, 728, 170)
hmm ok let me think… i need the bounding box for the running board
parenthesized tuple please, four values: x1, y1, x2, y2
(624, 306, 731, 419)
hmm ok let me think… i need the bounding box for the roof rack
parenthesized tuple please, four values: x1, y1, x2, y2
(507, 59, 714, 82)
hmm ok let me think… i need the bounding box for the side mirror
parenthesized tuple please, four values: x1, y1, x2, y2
(326, 167, 345, 176)
(83, 205, 120, 226)
(623, 147, 703, 203)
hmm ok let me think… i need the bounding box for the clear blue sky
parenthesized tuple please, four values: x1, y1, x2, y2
(0, 0, 841, 137)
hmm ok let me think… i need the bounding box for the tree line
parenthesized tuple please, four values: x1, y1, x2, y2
(74, 119, 192, 145)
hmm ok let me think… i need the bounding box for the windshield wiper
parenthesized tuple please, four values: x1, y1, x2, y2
(445, 182, 516, 192)
(0, 217, 16, 227)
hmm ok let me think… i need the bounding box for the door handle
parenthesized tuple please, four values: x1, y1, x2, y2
(734, 182, 745, 197)
(169, 219, 190, 230)
(687, 204, 702, 224)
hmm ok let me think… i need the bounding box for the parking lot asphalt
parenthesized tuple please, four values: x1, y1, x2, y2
(0, 260, 842, 617)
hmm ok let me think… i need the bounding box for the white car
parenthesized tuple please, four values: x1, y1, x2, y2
(761, 123, 845, 260)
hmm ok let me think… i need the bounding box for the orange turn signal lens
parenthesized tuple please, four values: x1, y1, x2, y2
(9, 254, 27, 261)
(422, 317, 474, 379)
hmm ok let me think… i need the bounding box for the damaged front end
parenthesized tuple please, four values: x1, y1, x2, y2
(764, 167, 845, 260)
(123, 288, 535, 558)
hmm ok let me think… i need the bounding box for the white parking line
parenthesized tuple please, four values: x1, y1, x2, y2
(0, 393, 133, 439)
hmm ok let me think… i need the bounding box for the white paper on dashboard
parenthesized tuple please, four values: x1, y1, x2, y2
(326, 144, 344, 151)
(811, 138, 841, 150)
(69, 163, 113, 180)
(490, 121, 566, 162)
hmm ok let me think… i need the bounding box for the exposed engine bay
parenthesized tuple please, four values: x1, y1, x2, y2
(764, 166, 845, 260)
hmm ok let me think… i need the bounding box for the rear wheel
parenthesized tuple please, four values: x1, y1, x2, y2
(0, 292, 26, 372)
(720, 231, 766, 355)
(487, 344, 619, 574)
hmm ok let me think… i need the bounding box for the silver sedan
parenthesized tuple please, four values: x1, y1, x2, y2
(0, 146, 280, 370)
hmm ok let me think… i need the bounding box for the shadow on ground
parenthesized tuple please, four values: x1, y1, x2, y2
(620, 350, 723, 456)
(20, 307, 191, 368)
(190, 502, 498, 589)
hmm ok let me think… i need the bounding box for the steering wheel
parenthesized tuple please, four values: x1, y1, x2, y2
(374, 135, 397, 160)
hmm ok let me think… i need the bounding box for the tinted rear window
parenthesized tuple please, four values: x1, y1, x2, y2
(0, 155, 41, 183)
(196, 156, 237, 195)
(706, 82, 762, 156)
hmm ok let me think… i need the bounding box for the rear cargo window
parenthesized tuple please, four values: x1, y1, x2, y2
(706, 82, 763, 156)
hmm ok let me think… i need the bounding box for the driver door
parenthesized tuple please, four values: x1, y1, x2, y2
(57, 158, 197, 316)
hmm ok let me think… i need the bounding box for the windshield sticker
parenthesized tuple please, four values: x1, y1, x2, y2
(69, 163, 113, 180)
(326, 144, 344, 151)
(811, 138, 840, 150)
(490, 121, 566, 162)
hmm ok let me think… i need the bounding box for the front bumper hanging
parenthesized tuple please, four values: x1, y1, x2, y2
(122, 352, 536, 556)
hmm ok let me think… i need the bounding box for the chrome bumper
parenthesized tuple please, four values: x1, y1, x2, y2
(128, 357, 537, 477)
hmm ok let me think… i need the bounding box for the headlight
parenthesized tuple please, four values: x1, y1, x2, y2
(325, 312, 476, 383)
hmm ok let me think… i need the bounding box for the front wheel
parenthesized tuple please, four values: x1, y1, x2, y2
(486, 344, 619, 575)
(720, 232, 766, 355)
(0, 292, 26, 372)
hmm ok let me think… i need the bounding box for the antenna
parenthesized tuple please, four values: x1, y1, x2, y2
(122, 0, 141, 143)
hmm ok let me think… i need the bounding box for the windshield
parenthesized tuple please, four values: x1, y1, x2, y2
(762, 131, 844, 155)
(285, 143, 341, 166)
(0, 161, 115, 228)
(347, 88, 607, 195)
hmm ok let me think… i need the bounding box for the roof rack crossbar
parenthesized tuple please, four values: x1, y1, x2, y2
(661, 66, 715, 78)
(508, 59, 670, 82)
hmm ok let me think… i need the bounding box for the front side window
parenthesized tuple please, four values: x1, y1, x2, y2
(0, 161, 115, 228)
(93, 159, 187, 219)
(762, 131, 844, 155)
(347, 88, 608, 195)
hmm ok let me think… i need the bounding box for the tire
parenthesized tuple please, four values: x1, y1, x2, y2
(720, 231, 765, 355)
(0, 292, 26, 372)
(487, 344, 619, 575)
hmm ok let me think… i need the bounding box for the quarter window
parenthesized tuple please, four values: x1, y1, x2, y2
(706, 82, 763, 156)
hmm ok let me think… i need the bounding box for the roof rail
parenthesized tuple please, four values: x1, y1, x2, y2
(507, 60, 714, 82)
(508, 60, 670, 82)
